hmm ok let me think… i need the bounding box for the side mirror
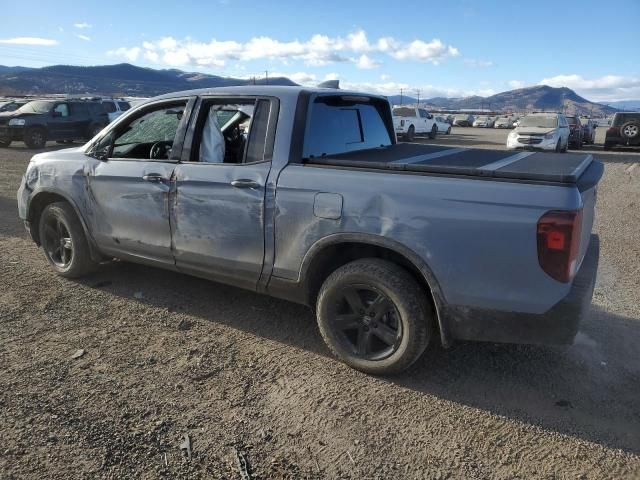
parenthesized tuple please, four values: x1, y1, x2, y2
(90, 132, 113, 161)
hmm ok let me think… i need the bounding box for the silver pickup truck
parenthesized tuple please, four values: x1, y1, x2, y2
(17, 86, 602, 375)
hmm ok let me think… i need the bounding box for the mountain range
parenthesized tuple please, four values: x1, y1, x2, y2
(0, 63, 620, 115)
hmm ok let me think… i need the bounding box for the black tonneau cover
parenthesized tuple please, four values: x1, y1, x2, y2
(307, 143, 595, 183)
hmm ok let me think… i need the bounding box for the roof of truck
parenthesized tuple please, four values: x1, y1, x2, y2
(154, 85, 387, 102)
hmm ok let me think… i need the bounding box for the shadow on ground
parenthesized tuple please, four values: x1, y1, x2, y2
(71, 259, 640, 455)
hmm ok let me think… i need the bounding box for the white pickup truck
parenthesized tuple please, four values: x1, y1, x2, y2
(392, 106, 437, 141)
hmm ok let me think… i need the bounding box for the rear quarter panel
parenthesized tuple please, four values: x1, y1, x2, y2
(273, 164, 584, 314)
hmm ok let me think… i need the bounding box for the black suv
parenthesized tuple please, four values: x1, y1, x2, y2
(605, 112, 640, 150)
(0, 99, 109, 148)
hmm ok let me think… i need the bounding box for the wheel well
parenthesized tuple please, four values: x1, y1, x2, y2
(28, 192, 68, 245)
(304, 242, 437, 315)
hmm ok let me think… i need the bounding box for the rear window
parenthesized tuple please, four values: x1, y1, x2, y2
(102, 101, 116, 113)
(303, 96, 392, 158)
(118, 101, 131, 111)
(613, 113, 640, 126)
(393, 107, 416, 117)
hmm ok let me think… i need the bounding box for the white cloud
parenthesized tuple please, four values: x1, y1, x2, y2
(75, 34, 91, 42)
(464, 58, 494, 68)
(107, 47, 141, 62)
(144, 50, 159, 62)
(74, 22, 92, 29)
(540, 74, 640, 101)
(58, 26, 64, 33)
(380, 74, 390, 81)
(355, 54, 381, 70)
(390, 39, 459, 64)
(508, 80, 525, 89)
(108, 30, 459, 69)
(0, 37, 58, 46)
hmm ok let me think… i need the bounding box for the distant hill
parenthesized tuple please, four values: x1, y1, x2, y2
(389, 85, 617, 116)
(603, 100, 640, 111)
(0, 63, 296, 96)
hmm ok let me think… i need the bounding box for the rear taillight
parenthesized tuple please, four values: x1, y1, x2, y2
(537, 210, 583, 283)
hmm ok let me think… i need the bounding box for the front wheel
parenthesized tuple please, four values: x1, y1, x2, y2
(428, 125, 437, 139)
(555, 139, 562, 153)
(446, 127, 451, 135)
(39, 202, 97, 278)
(316, 259, 433, 375)
(24, 127, 47, 149)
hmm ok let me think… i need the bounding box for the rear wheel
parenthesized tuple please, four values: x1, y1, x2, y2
(404, 125, 415, 142)
(39, 202, 97, 278)
(620, 121, 640, 142)
(24, 127, 47, 149)
(428, 124, 437, 140)
(316, 259, 433, 375)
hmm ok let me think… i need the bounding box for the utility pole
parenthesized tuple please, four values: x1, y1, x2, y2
(265, 70, 269, 85)
(400, 88, 404, 105)
(415, 89, 421, 106)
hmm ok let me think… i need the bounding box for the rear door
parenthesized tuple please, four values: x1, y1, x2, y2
(86, 98, 193, 265)
(171, 96, 278, 290)
(49, 103, 74, 138)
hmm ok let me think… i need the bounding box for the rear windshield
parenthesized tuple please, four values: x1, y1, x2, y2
(613, 113, 640, 126)
(102, 101, 116, 113)
(392, 107, 415, 117)
(518, 116, 557, 128)
(303, 96, 392, 158)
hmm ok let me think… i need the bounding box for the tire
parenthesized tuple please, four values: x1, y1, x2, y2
(0, 139, 11, 147)
(555, 139, 562, 153)
(24, 127, 47, 149)
(38, 202, 97, 278)
(428, 125, 437, 140)
(316, 258, 433, 375)
(562, 136, 569, 153)
(446, 127, 451, 135)
(620, 121, 640, 141)
(404, 125, 415, 142)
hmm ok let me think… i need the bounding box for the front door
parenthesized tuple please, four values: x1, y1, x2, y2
(87, 99, 191, 265)
(171, 97, 277, 289)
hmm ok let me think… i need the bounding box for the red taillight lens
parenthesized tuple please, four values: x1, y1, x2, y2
(537, 210, 583, 283)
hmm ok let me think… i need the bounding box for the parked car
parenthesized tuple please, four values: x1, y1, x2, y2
(0, 99, 109, 148)
(392, 106, 437, 141)
(434, 115, 452, 134)
(452, 114, 474, 126)
(579, 117, 597, 144)
(100, 98, 132, 122)
(604, 112, 640, 150)
(17, 86, 602, 375)
(472, 116, 494, 128)
(494, 117, 515, 128)
(507, 112, 570, 152)
(565, 116, 584, 149)
(0, 100, 28, 113)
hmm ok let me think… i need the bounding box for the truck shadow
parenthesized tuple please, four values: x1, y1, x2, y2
(77, 260, 640, 455)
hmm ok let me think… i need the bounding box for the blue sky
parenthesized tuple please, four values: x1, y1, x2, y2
(0, 0, 638, 101)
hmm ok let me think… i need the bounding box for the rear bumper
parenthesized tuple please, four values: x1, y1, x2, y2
(446, 235, 600, 345)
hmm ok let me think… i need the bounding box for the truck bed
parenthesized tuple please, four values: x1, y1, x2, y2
(307, 143, 595, 184)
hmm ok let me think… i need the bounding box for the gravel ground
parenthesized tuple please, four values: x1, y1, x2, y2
(1, 129, 639, 479)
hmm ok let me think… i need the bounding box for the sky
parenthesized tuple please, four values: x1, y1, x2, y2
(0, 0, 638, 102)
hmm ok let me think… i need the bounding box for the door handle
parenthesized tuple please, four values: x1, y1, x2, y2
(231, 179, 260, 189)
(142, 173, 165, 183)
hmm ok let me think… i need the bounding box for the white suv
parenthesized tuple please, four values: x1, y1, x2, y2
(507, 112, 570, 152)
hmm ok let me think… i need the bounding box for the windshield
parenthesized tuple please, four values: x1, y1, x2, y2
(497, 117, 509, 122)
(518, 116, 557, 128)
(17, 100, 53, 114)
(393, 107, 415, 117)
(476, 116, 488, 121)
(454, 114, 468, 120)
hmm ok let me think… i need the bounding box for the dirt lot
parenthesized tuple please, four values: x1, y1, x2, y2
(1, 129, 639, 479)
